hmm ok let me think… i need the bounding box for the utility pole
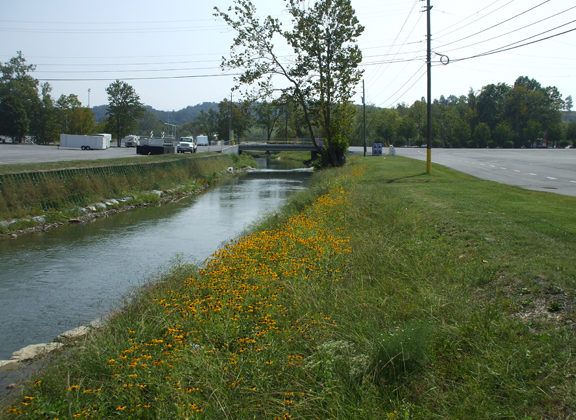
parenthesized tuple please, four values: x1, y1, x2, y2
(87, 88, 91, 108)
(425, 0, 432, 173)
(362, 79, 367, 157)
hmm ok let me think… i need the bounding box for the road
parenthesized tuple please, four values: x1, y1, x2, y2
(350, 147, 576, 197)
(0, 144, 235, 165)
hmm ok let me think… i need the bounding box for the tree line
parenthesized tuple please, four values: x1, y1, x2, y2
(2, 51, 574, 150)
(356, 77, 574, 149)
(0, 52, 145, 147)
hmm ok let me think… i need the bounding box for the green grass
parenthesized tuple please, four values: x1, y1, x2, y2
(3, 156, 576, 418)
(0, 154, 253, 223)
(0, 154, 207, 175)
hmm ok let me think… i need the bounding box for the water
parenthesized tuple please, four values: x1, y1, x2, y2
(0, 163, 311, 360)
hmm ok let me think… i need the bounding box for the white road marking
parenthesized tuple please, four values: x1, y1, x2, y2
(500, 167, 507, 170)
(528, 173, 537, 176)
(514, 170, 521, 173)
(546, 177, 557, 180)
(570, 181, 576, 184)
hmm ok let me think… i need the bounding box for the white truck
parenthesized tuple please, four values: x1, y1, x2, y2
(196, 135, 209, 146)
(60, 134, 111, 150)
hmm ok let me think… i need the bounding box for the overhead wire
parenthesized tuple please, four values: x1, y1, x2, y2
(379, 63, 427, 107)
(435, 0, 552, 49)
(363, 0, 420, 89)
(434, 0, 516, 39)
(449, 23, 576, 63)
(36, 72, 241, 82)
(439, 4, 576, 53)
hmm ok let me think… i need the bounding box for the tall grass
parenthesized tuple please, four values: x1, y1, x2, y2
(4, 156, 576, 418)
(0, 155, 239, 220)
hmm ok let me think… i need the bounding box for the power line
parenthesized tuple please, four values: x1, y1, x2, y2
(36, 73, 241, 82)
(364, 0, 421, 88)
(0, 25, 228, 34)
(450, 24, 576, 63)
(435, 0, 516, 38)
(439, 5, 576, 53)
(32, 66, 223, 74)
(0, 18, 218, 25)
(436, 0, 552, 49)
(380, 64, 427, 107)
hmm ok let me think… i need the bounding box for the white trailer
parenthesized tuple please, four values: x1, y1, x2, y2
(60, 134, 111, 150)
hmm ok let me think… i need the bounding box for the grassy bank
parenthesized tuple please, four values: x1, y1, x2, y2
(0, 154, 250, 230)
(4, 156, 576, 418)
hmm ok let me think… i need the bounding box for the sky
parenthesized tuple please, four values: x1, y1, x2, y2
(2, 0, 575, 111)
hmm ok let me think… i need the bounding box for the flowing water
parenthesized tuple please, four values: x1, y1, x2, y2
(0, 161, 311, 360)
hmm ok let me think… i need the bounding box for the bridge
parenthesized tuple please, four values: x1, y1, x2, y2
(238, 140, 322, 157)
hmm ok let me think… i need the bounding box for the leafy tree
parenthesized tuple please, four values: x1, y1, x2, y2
(565, 95, 573, 112)
(493, 121, 516, 148)
(194, 109, 220, 140)
(0, 51, 40, 142)
(504, 76, 562, 147)
(215, 0, 364, 166)
(216, 98, 252, 143)
(472, 122, 491, 148)
(136, 108, 165, 136)
(253, 100, 283, 141)
(56, 94, 82, 133)
(106, 80, 144, 147)
(375, 108, 400, 145)
(476, 83, 511, 131)
(69, 108, 95, 134)
(0, 93, 29, 142)
(33, 83, 59, 144)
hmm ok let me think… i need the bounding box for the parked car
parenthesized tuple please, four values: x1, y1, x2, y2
(177, 141, 197, 153)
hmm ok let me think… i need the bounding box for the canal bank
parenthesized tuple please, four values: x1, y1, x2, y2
(0, 154, 249, 237)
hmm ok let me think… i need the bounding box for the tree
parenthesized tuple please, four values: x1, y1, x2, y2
(138, 108, 165, 137)
(69, 108, 95, 135)
(253, 100, 282, 141)
(33, 82, 59, 144)
(565, 95, 573, 112)
(193, 109, 219, 140)
(472, 122, 491, 148)
(215, 0, 364, 166)
(493, 121, 516, 148)
(0, 51, 40, 142)
(56, 94, 82, 133)
(504, 76, 563, 147)
(476, 83, 511, 131)
(106, 80, 144, 147)
(216, 98, 252, 143)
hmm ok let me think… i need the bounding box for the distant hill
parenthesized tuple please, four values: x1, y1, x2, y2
(92, 102, 218, 124)
(562, 111, 576, 122)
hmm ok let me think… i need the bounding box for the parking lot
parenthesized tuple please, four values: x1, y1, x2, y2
(0, 144, 142, 165)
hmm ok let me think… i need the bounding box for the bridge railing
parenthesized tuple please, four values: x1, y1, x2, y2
(254, 138, 323, 146)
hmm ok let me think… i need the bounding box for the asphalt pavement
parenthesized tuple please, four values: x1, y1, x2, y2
(0, 144, 142, 164)
(349, 146, 576, 197)
(0, 143, 236, 165)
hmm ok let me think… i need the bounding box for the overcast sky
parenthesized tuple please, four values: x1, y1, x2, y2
(2, 0, 575, 111)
